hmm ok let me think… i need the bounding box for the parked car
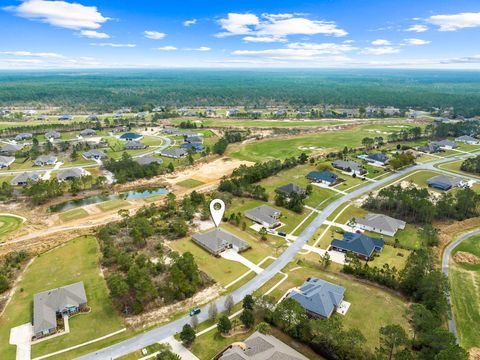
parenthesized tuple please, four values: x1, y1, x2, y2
(189, 307, 201, 316)
(277, 231, 287, 237)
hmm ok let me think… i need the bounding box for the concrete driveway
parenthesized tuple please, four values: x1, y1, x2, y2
(9, 323, 32, 360)
(220, 249, 264, 274)
(302, 244, 346, 265)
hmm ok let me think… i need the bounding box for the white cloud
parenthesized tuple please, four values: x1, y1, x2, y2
(216, 12, 347, 41)
(190, 46, 211, 51)
(403, 38, 431, 46)
(371, 39, 391, 46)
(361, 46, 400, 55)
(183, 19, 197, 27)
(428, 12, 480, 31)
(406, 24, 428, 32)
(0, 50, 65, 58)
(288, 42, 356, 53)
(144, 31, 166, 40)
(90, 43, 136, 48)
(4, 0, 109, 29)
(156, 46, 177, 51)
(79, 30, 110, 39)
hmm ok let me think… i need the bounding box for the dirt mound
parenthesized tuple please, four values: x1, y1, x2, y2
(454, 251, 480, 265)
(470, 348, 480, 360)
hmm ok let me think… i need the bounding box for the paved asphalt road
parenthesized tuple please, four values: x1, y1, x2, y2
(77, 151, 480, 360)
(441, 228, 480, 340)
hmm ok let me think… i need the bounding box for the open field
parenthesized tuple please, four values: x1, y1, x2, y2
(0, 236, 124, 360)
(58, 208, 89, 222)
(169, 118, 344, 128)
(449, 234, 480, 350)
(96, 199, 129, 212)
(0, 215, 24, 240)
(437, 159, 480, 179)
(176, 178, 205, 188)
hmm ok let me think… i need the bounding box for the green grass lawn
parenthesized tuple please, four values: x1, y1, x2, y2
(449, 234, 480, 350)
(437, 159, 480, 179)
(96, 199, 129, 212)
(0, 215, 24, 240)
(0, 236, 124, 360)
(176, 178, 205, 188)
(58, 208, 89, 222)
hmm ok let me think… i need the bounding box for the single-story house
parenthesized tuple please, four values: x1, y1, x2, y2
(57, 168, 85, 181)
(135, 155, 163, 166)
(45, 131, 61, 140)
(332, 160, 365, 176)
(83, 150, 107, 160)
(0, 143, 24, 155)
(276, 183, 306, 196)
(185, 136, 203, 144)
(365, 153, 389, 166)
(87, 114, 99, 121)
(162, 127, 177, 134)
(417, 143, 441, 154)
(11, 171, 41, 186)
(113, 126, 128, 133)
(160, 148, 188, 158)
(79, 128, 96, 137)
(192, 228, 250, 256)
(427, 175, 464, 191)
(124, 141, 147, 150)
(352, 213, 406, 237)
(0, 155, 15, 168)
(34, 155, 57, 167)
(306, 171, 338, 186)
(455, 135, 479, 145)
(180, 143, 205, 152)
(330, 232, 384, 260)
(33, 282, 87, 339)
(15, 133, 33, 141)
(218, 331, 308, 360)
(433, 139, 458, 150)
(287, 277, 346, 319)
(58, 115, 72, 121)
(119, 132, 143, 141)
(37, 115, 47, 121)
(245, 205, 281, 229)
(226, 108, 239, 117)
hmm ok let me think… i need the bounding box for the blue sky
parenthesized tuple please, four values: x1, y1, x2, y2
(1, 0, 480, 69)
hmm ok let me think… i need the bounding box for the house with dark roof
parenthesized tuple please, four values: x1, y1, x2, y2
(217, 331, 308, 360)
(119, 132, 143, 141)
(79, 128, 96, 137)
(245, 205, 281, 229)
(135, 155, 163, 166)
(33, 282, 87, 339)
(427, 175, 465, 191)
(15, 133, 33, 141)
(185, 136, 203, 144)
(83, 149, 107, 160)
(330, 232, 384, 260)
(124, 141, 147, 150)
(306, 171, 338, 186)
(276, 183, 306, 196)
(455, 135, 479, 145)
(0, 143, 24, 155)
(417, 143, 441, 154)
(352, 213, 406, 237)
(160, 148, 188, 158)
(45, 131, 61, 140)
(192, 228, 250, 256)
(287, 277, 346, 319)
(180, 143, 205, 152)
(34, 155, 57, 167)
(365, 153, 389, 166)
(332, 160, 365, 176)
(58, 115, 72, 121)
(11, 172, 41, 186)
(433, 139, 458, 149)
(0, 155, 15, 168)
(57, 168, 85, 181)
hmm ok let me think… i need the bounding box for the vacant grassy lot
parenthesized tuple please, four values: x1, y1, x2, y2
(58, 208, 89, 222)
(449, 234, 480, 350)
(176, 178, 205, 188)
(0, 215, 24, 240)
(437, 159, 480, 179)
(0, 236, 124, 360)
(170, 118, 342, 128)
(96, 199, 129, 212)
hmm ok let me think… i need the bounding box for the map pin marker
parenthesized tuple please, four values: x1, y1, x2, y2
(210, 199, 225, 227)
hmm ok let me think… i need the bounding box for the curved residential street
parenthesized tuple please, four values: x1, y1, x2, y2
(76, 151, 480, 360)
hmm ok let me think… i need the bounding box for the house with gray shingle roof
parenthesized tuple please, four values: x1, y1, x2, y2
(0, 143, 24, 155)
(124, 141, 146, 150)
(135, 155, 163, 165)
(83, 149, 107, 160)
(245, 205, 281, 229)
(33, 282, 87, 339)
(332, 160, 365, 175)
(433, 139, 458, 149)
(287, 277, 346, 319)
(455, 135, 479, 145)
(276, 183, 306, 196)
(352, 213, 406, 237)
(306, 171, 338, 185)
(11, 171, 41, 186)
(0, 155, 15, 168)
(330, 232, 384, 260)
(45, 131, 61, 140)
(160, 148, 188, 158)
(57, 168, 85, 181)
(192, 228, 250, 256)
(15, 133, 33, 141)
(34, 155, 57, 167)
(79, 128, 96, 137)
(417, 143, 441, 154)
(218, 331, 308, 360)
(427, 175, 465, 191)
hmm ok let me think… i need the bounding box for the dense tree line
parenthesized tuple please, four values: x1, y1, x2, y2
(212, 131, 246, 155)
(389, 153, 416, 170)
(0, 250, 29, 293)
(460, 155, 480, 174)
(104, 152, 165, 183)
(363, 185, 480, 224)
